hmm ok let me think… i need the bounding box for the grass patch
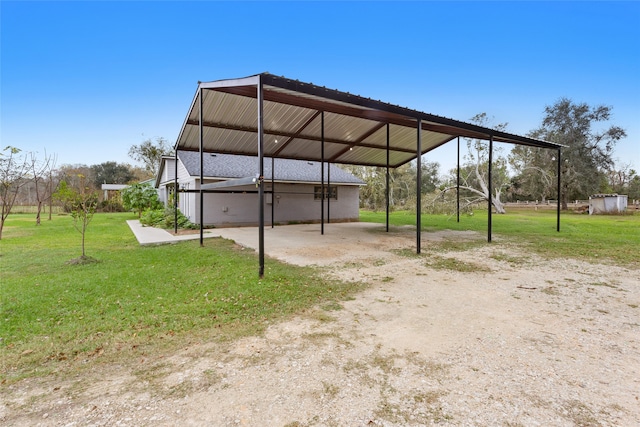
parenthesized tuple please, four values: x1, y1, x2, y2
(425, 255, 490, 273)
(391, 247, 425, 258)
(321, 301, 343, 311)
(361, 209, 640, 268)
(490, 252, 530, 266)
(0, 213, 363, 383)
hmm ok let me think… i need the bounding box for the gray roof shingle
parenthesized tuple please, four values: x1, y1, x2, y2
(178, 151, 364, 185)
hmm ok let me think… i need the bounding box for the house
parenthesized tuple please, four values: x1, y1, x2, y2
(155, 151, 364, 227)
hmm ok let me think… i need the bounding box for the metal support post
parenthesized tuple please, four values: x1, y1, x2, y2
(557, 147, 561, 232)
(416, 119, 422, 253)
(488, 135, 493, 243)
(258, 77, 265, 277)
(327, 161, 331, 224)
(321, 111, 325, 235)
(456, 136, 460, 223)
(271, 156, 275, 228)
(174, 148, 178, 234)
(386, 123, 390, 232)
(199, 86, 204, 247)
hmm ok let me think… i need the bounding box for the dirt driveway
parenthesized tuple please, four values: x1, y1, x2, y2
(3, 223, 639, 426)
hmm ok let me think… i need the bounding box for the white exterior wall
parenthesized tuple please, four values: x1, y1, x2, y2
(178, 162, 197, 223)
(156, 159, 177, 205)
(199, 181, 359, 227)
(158, 158, 361, 226)
(589, 195, 628, 214)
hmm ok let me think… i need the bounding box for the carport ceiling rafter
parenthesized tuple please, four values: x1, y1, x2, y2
(175, 73, 560, 168)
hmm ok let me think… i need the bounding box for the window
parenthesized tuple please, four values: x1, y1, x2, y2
(314, 186, 337, 200)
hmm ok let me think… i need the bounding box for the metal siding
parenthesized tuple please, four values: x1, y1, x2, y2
(264, 102, 318, 134)
(275, 137, 322, 159)
(316, 113, 384, 145)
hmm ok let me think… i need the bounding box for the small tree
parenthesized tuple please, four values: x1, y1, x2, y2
(0, 146, 29, 239)
(121, 182, 162, 217)
(55, 176, 99, 262)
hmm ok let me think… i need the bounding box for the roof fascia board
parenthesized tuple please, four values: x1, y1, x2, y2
(201, 175, 260, 190)
(174, 88, 200, 151)
(272, 180, 364, 186)
(200, 75, 261, 90)
(198, 176, 362, 186)
(155, 158, 166, 188)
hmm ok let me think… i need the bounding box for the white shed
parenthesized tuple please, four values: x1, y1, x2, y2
(589, 194, 628, 215)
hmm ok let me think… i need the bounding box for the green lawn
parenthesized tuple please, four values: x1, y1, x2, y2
(1, 209, 638, 383)
(0, 213, 361, 382)
(360, 208, 640, 267)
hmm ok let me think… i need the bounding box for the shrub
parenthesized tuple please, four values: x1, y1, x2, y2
(121, 183, 162, 217)
(140, 207, 196, 229)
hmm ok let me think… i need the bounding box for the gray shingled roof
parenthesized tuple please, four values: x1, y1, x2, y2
(178, 151, 364, 185)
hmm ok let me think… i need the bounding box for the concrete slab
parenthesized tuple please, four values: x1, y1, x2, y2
(126, 220, 388, 253)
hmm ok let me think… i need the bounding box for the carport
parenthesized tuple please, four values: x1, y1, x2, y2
(173, 73, 562, 277)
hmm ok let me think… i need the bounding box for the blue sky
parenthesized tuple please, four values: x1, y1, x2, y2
(2, 1, 639, 175)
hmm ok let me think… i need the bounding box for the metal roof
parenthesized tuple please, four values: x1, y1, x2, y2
(175, 73, 560, 168)
(176, 150, 364, 185)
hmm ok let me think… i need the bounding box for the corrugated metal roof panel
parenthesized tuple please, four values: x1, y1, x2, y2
(175, 73, 561, 169)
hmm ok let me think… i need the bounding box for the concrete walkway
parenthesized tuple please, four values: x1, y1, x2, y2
(126, 220, 220, 245)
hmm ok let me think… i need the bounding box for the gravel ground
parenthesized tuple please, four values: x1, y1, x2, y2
(2, 223, 639, 426)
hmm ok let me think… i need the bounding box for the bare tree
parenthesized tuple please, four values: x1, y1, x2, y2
(439, 113, 510, 214)
(344, 161, 441, 212)
(28, 151, 57, 225)
(0, 146, 29, 239)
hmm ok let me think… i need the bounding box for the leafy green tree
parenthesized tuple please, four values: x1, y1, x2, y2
(523, 98, 626, 209)
(90, 161, 136, 188)
(128, 137, 173, 177)
(54, 176, 99, 260)
(628, 175, 640, 201)
(121, 182, 162, 217)
(508, 145, 557, 202)
(605, 164, 638, 198)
